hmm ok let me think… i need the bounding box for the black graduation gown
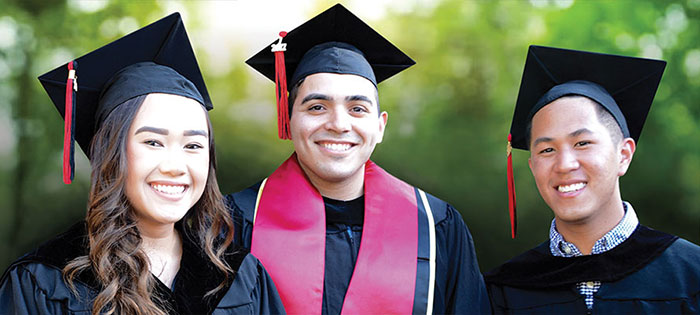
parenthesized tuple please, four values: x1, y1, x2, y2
(484, 225, 700, 314)
(226, 181, 491, 315)
(0, 221, 286, 314)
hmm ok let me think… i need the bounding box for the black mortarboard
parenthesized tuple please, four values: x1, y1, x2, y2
(505, 45, 666, 238)
(245, 3, 415, 139)
(38, 12, 211, 184)
(510, 45, 666, 150)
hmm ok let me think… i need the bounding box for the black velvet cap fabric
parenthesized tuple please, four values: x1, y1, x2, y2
(246, 3, 415, 90)
(510, 45, 666, 150)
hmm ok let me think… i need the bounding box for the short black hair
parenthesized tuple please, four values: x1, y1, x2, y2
(525, 96, 624, 150)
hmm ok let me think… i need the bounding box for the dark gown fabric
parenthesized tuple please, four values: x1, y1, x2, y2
(226, 181, 491, 315)
(484, 225, 700, 314)
(0, 221, 285, 314)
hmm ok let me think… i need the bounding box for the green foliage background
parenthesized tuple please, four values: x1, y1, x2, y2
(0, 0, 698, 273)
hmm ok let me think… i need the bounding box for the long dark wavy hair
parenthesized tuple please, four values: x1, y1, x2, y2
(63, 94, 234, 314)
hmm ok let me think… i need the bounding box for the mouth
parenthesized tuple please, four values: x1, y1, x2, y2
(316, 141, 356, 153)
(149, 182, 188, 198)
(556, 182, 587, 193)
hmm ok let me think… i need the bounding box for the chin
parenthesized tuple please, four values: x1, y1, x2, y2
(551, 206, 595, 224)
(318, 171, 355, 183)
(311, 162, 358, 180)
(157, 207, 191, 222)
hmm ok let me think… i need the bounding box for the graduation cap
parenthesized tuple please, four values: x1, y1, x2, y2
(505, 45, 666, 238)
(246, 3, 415, 139)
(38, 12, 211, 184)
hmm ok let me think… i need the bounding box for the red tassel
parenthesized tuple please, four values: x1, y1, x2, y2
(272, 31, 290, 140)
(63, 61, 77, 184)
(507, 134, 517, 238)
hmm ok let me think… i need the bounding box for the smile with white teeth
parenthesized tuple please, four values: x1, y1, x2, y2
(321, 142, 352, 152)
(557, 182, 586, 193)
(151, 183, 186, 195)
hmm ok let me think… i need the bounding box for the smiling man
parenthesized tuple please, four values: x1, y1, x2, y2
(484, 45, 700, 313)
(224, 4, 489, 315)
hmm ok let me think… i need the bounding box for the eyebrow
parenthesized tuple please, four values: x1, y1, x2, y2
(531, 136, 553, 148)
(570, 128, 592, 138)
(183, 129, 208, 137)
(135, 126, 168, 135)
(135, 126, 207, 137)
(345, 95, 373, 103)
(531, 128, 593, 147)
(301, 93, 332, 104)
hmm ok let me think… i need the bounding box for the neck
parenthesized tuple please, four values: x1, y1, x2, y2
(555, 194, 625, 255)
(137, 221, 183, 287)
(299, 159, 365, 201)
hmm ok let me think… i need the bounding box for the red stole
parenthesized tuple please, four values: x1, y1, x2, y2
(251, 154, 418, 314)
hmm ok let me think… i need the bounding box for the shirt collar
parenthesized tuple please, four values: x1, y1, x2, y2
(549, 201, 639, 257)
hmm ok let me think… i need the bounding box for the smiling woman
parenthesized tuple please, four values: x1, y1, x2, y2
(0, 13, 283, 314)
(125, 93, 211, 236)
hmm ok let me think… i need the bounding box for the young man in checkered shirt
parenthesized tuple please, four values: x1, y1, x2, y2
(484, 45, 700, 314)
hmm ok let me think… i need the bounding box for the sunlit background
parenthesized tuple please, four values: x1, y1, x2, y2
(1, 0, 698, 273)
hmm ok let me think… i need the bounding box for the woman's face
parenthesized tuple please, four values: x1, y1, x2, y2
(125, 93, 210, 230)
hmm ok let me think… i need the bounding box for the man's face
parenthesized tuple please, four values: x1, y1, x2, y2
(528, 97, 634, 225)
(289, 72, 387, 190)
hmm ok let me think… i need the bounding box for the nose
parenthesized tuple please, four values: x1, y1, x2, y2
(158, 150, 187, 177)
(554, 149, 580, 173)
(325, 107, 352, 133)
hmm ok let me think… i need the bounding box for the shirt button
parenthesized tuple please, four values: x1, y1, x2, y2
(562, 245, 572, 254)
(586, 281, 595, 288)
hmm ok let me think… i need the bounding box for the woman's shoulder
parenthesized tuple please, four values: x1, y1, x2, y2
(222, 245, 262, 282)
(1, 221, 98, 291)
(223, 246, 268, 289)
(5, 221, 88, 275)
(1, 221, 95, 313)
(215, 249, 285, 312)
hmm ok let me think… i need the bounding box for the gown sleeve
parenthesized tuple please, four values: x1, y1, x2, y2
(251, 258, 286, 315)
(434, 203, 491, 314)
(0, 263, 71, 315)
(225, 186, 259, 249)
(214, 253, 286, 314)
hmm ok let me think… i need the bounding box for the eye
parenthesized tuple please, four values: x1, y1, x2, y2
(575, 141, 591, 147)
(538, 147, 554, 154)
(350, 105, 369, 114)
(143, 140, 163, 147)
(308, 104, 325, 111)
(184, 143, 204, 150)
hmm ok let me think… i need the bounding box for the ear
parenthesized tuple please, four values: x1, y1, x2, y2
(617, 137, 636, 176)
(528, 156, 534, 175)
(376, 111, 388, 143)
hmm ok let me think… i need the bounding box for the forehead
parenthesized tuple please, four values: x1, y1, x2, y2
(132, 93, 208, 131)
(298, 72, 377, 99)
(530, 96, 603, 134)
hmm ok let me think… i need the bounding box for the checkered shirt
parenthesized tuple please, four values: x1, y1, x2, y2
(549, 202, 639, 309)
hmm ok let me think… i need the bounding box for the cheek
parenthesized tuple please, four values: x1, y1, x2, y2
(357, 121, 381, 141)
(124, 160, 143, 208)
(528, 158, 546, 180)
(125, 145, 141, 185)
(126, 145, 156, 178)
(290, 120, 308, 141)
(530, 160, 556, 191)
(190, 155, 210, 187)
